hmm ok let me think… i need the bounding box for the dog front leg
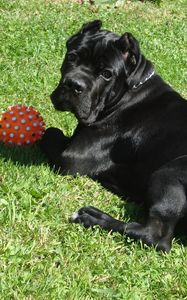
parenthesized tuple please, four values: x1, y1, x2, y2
(40, 127, 98, 175)
(71, 158, 187, 252)
(70, 206, 173, 252)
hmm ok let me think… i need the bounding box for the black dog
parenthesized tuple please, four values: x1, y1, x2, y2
(40, 20, 187, 252)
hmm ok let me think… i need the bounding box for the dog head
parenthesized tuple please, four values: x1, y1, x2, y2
(51, 20, 146, 125)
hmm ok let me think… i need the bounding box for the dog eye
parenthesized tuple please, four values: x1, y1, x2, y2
(100, 69, 113, 81)
(67, 53, 77, 62)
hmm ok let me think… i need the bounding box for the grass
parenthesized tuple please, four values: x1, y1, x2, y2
(0, 0, 187, 299)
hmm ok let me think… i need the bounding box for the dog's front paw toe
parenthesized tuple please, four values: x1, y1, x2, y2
(70, 206, 115, 230)
(70, 212, 80, 222)
(70, 206, 102, 228)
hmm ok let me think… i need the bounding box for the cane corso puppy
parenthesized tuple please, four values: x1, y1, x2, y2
(40, 20, 187, 252)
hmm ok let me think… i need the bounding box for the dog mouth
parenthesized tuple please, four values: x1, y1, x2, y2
(50, 69, 108, 125)
(50, 74, 100, 124)
(51, 88, 99, 125)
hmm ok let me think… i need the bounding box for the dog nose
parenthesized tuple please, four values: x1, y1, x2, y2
(63, 78, 85, 94)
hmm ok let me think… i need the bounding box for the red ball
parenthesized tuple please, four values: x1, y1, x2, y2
(0, 104, 46, 146)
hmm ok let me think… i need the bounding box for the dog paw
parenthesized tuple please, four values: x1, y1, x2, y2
(41, 127, 65, 144)
(70, 206, 113, 228)
(70, 206, 123, 232)
(39, 127, 69, 158)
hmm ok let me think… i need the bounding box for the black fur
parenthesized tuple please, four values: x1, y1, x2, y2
(40, 20, 187, 252)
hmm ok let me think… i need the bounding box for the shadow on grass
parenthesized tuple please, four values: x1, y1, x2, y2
(0, 141, 47, 166)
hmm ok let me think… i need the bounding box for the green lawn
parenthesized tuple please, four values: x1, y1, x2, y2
(0, 0, 187, 299)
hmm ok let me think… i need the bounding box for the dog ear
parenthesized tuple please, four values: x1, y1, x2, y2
(115, 32, 140, 68)
(81, 20, 102, 34)
(66, 20, 102, 50)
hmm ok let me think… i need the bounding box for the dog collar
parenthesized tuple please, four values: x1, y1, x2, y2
(132, 70, 155, 89)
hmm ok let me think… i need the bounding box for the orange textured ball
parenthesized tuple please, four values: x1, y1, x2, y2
(0, 104, 45, 146)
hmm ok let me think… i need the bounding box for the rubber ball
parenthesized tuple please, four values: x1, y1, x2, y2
(0, 104, 46, 146)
